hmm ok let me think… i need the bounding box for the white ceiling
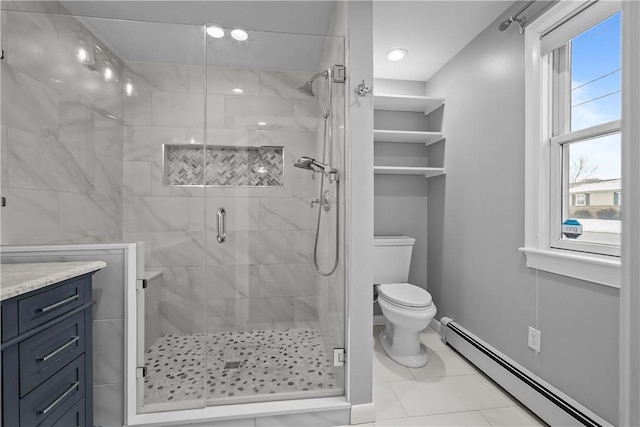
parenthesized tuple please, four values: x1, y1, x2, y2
(373, 1, 513, 81)
(61, 1, 339, 72)
(60, 1, 513, 81)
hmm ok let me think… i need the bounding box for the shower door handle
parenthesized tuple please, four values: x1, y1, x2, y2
(216, 208, 226, 243)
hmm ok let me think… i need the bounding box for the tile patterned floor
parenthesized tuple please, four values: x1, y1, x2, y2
(143, 328, 341, 404)
(363, 325, 548, 426)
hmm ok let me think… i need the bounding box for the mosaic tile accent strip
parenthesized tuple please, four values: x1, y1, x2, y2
(143, 328, 341, 405)
(164, 145, 284, 187)
(165, 145, 206, 186)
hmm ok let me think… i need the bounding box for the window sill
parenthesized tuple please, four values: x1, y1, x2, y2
(518, 247, 621, 288)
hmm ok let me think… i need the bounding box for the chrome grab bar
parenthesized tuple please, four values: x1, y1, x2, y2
(38, 294, 79, 313)
(39, 381, 79, 415)
(39, 336, 80, 362)
(216, 208, 226, 243)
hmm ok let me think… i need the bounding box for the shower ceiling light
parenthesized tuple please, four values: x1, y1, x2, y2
(231, 29, 249, 41)
(206, 25, 225, 39)
(74, 32, 95, 66)
(386, 48, 408, 61)
(76, 45, 92, 65)
(124, 79, 136, 96)
(258, 121, 267, 126)
(102, 59, 119, 83)
(232, 88, 244, 94)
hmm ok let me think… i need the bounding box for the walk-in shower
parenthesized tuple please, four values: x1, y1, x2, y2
(0, 2, 346, 422)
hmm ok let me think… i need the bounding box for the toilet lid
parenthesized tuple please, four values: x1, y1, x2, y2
(378, 283, 432, 308)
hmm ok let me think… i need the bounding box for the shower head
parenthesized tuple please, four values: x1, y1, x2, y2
(297, 69, 329, 97)
(294, 156, 335, 173)
(294, 156, 315, 170)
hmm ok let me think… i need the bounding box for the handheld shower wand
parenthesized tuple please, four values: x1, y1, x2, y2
(293, 156, 337, 174)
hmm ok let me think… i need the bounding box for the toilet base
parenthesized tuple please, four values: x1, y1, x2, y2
(379, 326, 428, 368)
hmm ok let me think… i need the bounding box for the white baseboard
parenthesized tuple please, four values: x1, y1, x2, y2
(350, 402, 376, 425)
(429, 317, 441, 334)
(373, 315, 386, 327)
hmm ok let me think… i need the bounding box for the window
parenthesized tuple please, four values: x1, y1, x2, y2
(522, 1, 622, 287)
(550, 10, 621, 255)
(574, 193, 587, 206)
(614, 191, 621, 206)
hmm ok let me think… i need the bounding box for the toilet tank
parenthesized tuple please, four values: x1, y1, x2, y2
(373, 235, 416, 284)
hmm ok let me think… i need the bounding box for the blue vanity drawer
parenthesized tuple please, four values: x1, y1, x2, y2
(19, 311, 85, 397)
(20, 355, 85, 427)
(18, 278, 86, 333)
(51, 397, 85, 427)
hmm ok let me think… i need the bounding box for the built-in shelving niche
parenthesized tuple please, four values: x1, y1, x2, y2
(373, 93, 446, 177)
(163, 144, 284, 187)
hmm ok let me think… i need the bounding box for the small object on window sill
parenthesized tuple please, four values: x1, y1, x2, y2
(561, 219, 583, 239)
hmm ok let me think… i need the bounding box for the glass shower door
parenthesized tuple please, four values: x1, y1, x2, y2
(109, 18, 208, 412)
(203, 28, 346, 405)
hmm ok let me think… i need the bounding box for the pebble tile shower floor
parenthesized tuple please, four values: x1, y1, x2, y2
(144, 328, 340, 404)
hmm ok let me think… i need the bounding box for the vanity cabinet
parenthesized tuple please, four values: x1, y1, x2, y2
(1, 272, 96, 427)
(373, 93, 446, 177)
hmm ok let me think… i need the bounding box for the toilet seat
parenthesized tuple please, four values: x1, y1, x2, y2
(378, 283, 433, 309)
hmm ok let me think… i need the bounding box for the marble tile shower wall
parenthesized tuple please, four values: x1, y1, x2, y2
(0, 8, 124, 245)
(121, 60, 322, 335)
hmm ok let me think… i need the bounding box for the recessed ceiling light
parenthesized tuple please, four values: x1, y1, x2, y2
(231, 29, 249, 42)
(258, 121, 267, 126)
(386, 48, 408, 61)
(206, 25, 225, 39)
(232, 88, 244, 94)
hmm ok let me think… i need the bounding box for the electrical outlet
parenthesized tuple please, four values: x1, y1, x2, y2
(528, 327, 541, 352)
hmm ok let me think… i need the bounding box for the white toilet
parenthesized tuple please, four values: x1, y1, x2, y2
(374, 235, 437, 368)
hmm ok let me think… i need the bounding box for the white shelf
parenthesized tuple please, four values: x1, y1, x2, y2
(374, 166, 446, 178)
(374, 94, 445, 115)
(374, 129, 444, 146)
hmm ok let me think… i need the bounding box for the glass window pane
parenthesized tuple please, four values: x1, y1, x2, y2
(564, 133, 621, 246)
(571, 12, 621, 131)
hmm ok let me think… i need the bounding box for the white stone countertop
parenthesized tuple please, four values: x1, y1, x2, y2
(1, 261, 106, 301)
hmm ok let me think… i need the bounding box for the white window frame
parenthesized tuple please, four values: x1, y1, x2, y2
(574, 193, 587, 206)
(521, 0, 621, 288)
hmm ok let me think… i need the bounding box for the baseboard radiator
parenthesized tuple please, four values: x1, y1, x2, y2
(440, 317, 612, 427)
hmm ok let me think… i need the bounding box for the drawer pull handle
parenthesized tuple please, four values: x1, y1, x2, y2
(39, 336, 80, 362)
(38, 294, 79, 313)
(39, 381, 79, 415)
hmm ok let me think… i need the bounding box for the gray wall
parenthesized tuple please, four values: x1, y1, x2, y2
(425, 2, 620, 423)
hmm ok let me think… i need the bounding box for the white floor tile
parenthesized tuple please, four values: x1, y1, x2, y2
(373, 382, 408, 421)
(479, 406, 545, 426)
(373, 353, 415, 383)
(408, 349, 479, 379)
(375, 411, 492, 426)
(419, 327, 450, 352)
(474, 372, 520, 407)
(389, 375, 513, 417)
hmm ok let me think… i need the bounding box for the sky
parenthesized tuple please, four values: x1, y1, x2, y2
(568, 11, 621, 181)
